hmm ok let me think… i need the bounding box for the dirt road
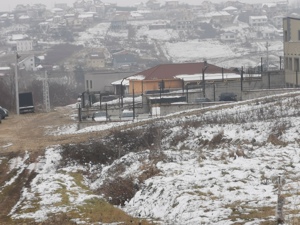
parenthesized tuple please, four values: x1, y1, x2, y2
(0, 106, 83, 153)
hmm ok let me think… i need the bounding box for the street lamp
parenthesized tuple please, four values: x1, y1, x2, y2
(202, 61, 208, 98)
(15, 52, 20, 115)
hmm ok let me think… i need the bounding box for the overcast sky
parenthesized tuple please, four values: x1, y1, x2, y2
(0, 0, 293, 12)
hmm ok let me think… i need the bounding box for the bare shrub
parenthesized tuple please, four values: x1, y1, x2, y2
(138, 163, 161, 183)
(271, 122, 290, 137)
(236, 149, 246, 157)
(267, 134, 287, 147)
(170, 131, 189, 147)
(140, 125, 164, 150)
(209, 130, 224, 148)
(61, 141, 118, 166)
(98, 176, 137, 206)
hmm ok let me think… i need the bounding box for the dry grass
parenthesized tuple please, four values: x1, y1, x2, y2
(267, 134, 287, 147)
(227, 204, 275, 223)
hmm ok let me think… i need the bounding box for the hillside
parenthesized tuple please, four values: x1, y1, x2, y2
(1, 92, 300, 224)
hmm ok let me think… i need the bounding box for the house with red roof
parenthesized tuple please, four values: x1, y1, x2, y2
(123, 61, 237, 95)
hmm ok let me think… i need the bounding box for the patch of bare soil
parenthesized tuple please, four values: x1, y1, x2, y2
(0, 107, 97, 153)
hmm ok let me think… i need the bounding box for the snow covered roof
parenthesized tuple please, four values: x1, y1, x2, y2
(175, 73, 260, 81)
(262, 3, 277, 8)
(131, 12, 143, 18)
(111, 75, 145, 86)
(78, 14, 94, 18)
(52, 8, 64, 12)
(222, 6, 237, 11)
(65, 14, 75, 17)
(0, 13, 8, 18)
(0, 67, 11, 71)
(206, 11, 231, 17)
(111, 79, 129, 86)
(19, 15, 30, 20)
(249, 15, 268, 19)
(11, 34, 28, 41)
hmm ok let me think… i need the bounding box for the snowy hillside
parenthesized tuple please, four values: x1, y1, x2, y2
(73, 18, 283, 69)
(5, 92, 300, 224)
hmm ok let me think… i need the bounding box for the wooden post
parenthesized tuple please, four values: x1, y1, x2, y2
(276, 176, 284, 224)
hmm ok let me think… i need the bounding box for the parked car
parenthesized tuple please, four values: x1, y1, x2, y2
(219, 93, 237, 101)
(0, 107, 8, 117)
(120, 110, 135, 121)
(0, 107, 6, 119)
(92, 111, 110, 122)
(194, 97, 211, 104)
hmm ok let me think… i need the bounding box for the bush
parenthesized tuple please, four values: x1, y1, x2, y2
(98, 176, 137, 206)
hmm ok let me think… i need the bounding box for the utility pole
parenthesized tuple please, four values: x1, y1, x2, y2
(202, 61, 208, 98)
(241, 66, 244, 92)
(132, 81, 135, 120)
(15, 52, 20, 115)
(266, 41, 270, 71)
(43, 70, 50, 112)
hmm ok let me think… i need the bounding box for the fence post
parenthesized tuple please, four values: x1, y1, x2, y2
(276, 176, 284, 224)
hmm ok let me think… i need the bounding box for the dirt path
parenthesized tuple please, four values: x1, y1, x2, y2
(0, 106, 82, 153)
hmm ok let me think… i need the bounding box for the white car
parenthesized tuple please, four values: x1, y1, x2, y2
(120, 110, 135, 121)
(92, 111, 110, 122)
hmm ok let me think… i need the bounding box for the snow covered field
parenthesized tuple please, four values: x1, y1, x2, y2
(4, 92, 300, 224)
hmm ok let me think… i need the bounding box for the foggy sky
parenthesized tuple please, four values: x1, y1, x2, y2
(0, 0, 290, 12)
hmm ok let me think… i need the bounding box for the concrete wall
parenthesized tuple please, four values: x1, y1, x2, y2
(204, 79, 262, 101)
(242, 88, 300, 100)
(261, 70, 285, 89)
(159, 102, 226, 116)
(85, 71, 134, 93)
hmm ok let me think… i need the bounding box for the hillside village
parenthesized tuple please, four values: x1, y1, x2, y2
(0, 0, 288, 72)
(0, 1, 290, 78)
(0, 0, 295, 116)
(2, 1, 300, 225)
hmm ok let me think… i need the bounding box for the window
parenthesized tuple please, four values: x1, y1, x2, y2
(298, 30, 300, 41)
(90, 80, 93, 89)
(295, 58, 299, 71)
(284, 30, 288, 42)
(86, 80, 89, 89)
(289, 58, 293, 70)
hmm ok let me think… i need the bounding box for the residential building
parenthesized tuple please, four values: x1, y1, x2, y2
(283, 17, 300, 87)
(86, 52, 106, 69)
(207, 11, 232, 23)
(249, 16, 268, 27)
(110, 13, 128, 30)
(272, 15, 284, 28)
(17, 39, 33, 52)
(172, 10, 196, 30)
(112, 53, 136, 69)
(222, 6, 238, 15)
(124, 62, 237, 95)
(220, 32, 236, 42)
(84, 71, 134, 93)
(54, 3, 69, 10)
(165, 1, 179, 8)
(18, 55, 41, 71)
(146, 0, 160, 10)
